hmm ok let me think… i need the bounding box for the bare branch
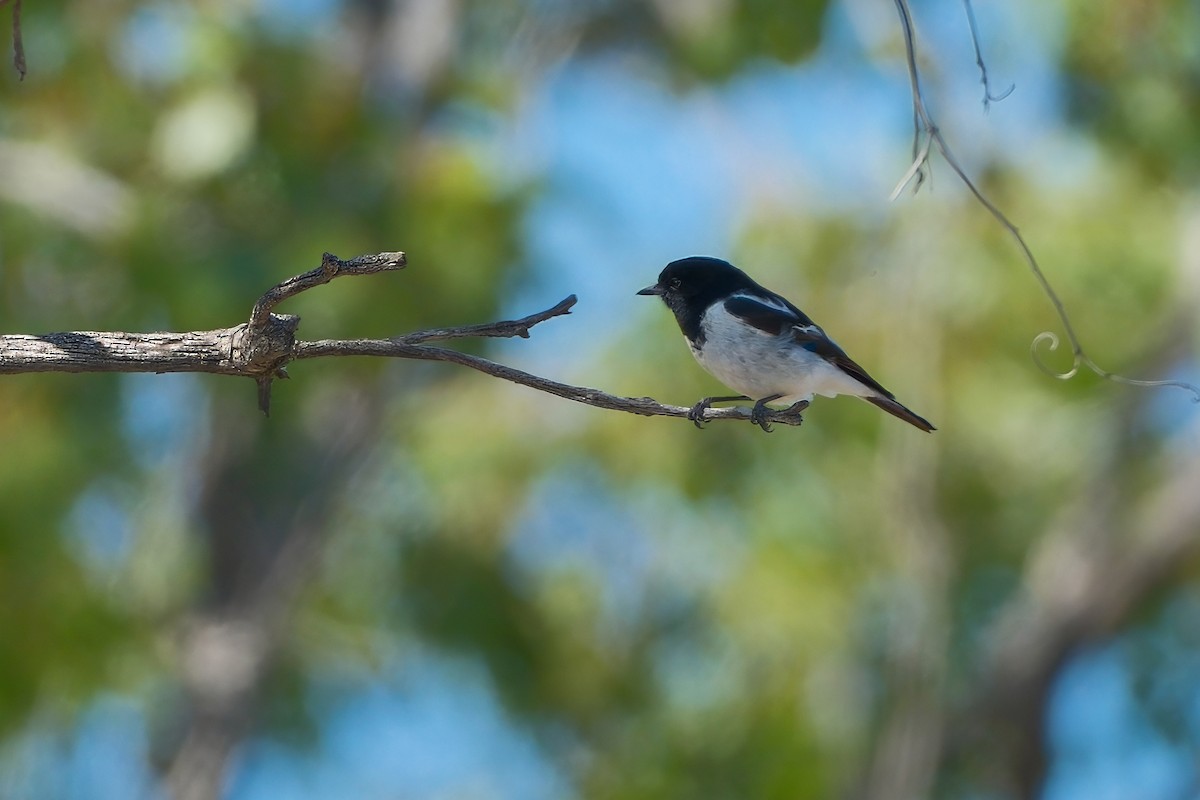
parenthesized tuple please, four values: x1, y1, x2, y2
(891, 0, 1200, 403)
(961, 0, 1014, 110)
(247, 250, 403, 412)
(294, 338, 807, 428)
(0, 252, 806, 429)
(0, 329, 244, 375)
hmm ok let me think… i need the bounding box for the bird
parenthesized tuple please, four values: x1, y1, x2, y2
(638, 256, 935, 433)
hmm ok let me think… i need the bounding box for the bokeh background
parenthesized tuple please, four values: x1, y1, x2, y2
(2, 0, 1200, 798)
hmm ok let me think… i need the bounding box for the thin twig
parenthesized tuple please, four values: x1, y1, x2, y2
(961, 0, 1014, 109)
(0, 0, 24, 80)
(294, 337, 806, 428)
(397, 295, 578, 344)
(249, 251, 406, 327)
(891, 0, 1200, 403)
(895, 1, 931, 192)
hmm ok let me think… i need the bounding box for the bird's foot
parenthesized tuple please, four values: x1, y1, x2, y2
(687, 400, 712, 429)
(687, 395, 749, 429)
(750, 403, 773, 432)
(750, 398, 778, 433)
(750, 395, 799, 433)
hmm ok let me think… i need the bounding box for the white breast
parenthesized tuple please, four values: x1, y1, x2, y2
(690, 304, 875, 404)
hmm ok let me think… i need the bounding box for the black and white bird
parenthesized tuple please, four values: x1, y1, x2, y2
(638, 256, 935, 433)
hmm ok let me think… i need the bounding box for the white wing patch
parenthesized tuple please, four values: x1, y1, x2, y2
(792, 323, 823, 337)
(729, 291, 798, 320)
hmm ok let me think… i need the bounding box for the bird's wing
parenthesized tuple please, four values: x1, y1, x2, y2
(723, 294, 895, 399)
(789, 324, 894, 399)
(723, 293, 805, 335)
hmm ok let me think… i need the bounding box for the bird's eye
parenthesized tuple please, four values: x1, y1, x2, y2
(670, 278, 682, 290)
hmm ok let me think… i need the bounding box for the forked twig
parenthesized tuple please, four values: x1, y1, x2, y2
(250, 251, 407, 327)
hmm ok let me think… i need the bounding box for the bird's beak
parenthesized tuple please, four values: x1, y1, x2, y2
(637, 284, 663, 296)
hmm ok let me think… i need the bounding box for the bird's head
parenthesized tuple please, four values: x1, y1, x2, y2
(637, 256, 754, 317)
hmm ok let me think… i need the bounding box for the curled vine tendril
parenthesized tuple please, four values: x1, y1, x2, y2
(1033, 331, 1200, 401)
(1031, 332, 1078, 381)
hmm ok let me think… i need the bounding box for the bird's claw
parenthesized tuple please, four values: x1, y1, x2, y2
(687, 400, 711, 429)
(750, 402, 774, 433)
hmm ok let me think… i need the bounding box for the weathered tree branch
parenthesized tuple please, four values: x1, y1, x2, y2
(0, 329, 245, 375)
(0, 251, 806, 428)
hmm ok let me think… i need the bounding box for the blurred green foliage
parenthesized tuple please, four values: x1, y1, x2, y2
(0, 0, 1199, 798)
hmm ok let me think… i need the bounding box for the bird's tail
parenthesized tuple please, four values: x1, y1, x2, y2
(863, 396, 936, 433)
